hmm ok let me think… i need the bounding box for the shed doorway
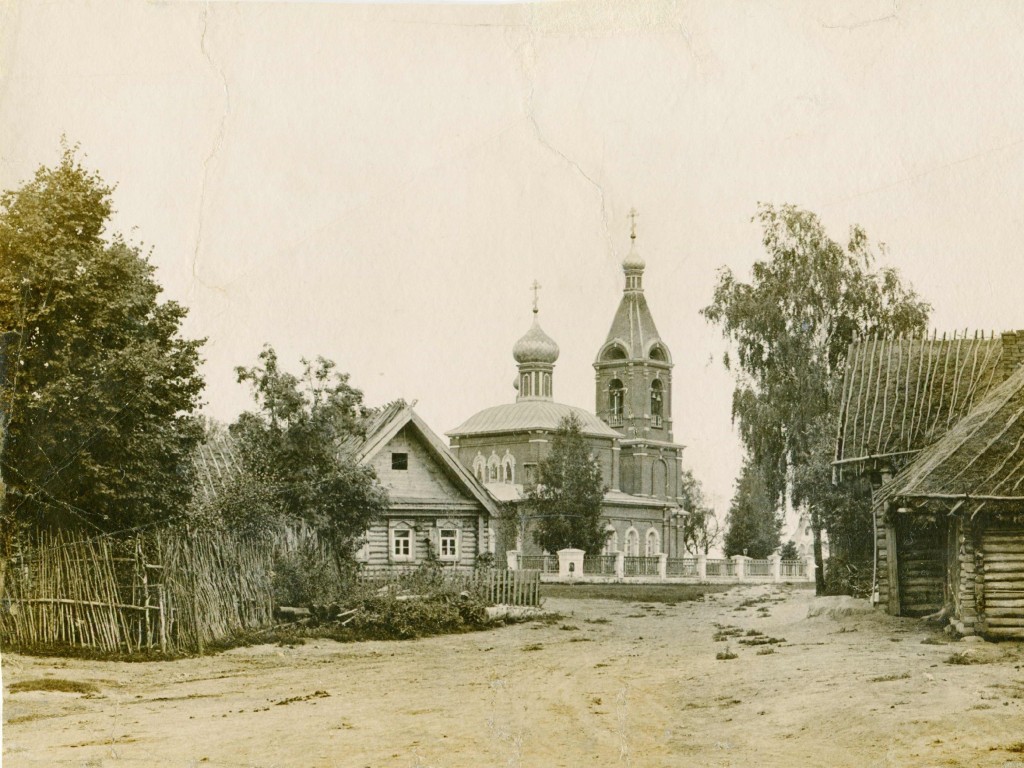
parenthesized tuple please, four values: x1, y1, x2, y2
(895, 515, 946, 616)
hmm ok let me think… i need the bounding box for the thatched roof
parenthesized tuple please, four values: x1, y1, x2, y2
(875, 361, 1024, 517)
(192, 430, 243, 506)
(834, 331, 1024, 476)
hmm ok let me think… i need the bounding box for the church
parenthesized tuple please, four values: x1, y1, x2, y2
(447, 224, 687, 558)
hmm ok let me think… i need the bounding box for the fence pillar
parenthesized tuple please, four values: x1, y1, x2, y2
(804, 554, 817, 583)
(697, 553, 707, 581)
(769, 553, 782, 582)
(732, 555, 746, 581)
(558, 548, 585, 580)
(657, 552, 667, 580)
(614, 551, 625, 579)
(506, 550, 520, 571)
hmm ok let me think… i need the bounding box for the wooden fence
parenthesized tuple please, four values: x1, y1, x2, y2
(476, 569, 541, 607)
(0, 529, 276, 654)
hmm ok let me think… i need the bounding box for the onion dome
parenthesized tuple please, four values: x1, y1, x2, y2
(622, 240, 645, 271)
(513, 316, 560, 364)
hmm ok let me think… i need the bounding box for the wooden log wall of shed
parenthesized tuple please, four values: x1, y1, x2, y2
(978, 522, 1024, 639)
(896, 516, 946, 616)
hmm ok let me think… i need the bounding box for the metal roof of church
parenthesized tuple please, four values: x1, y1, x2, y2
(601, 290, 665, 360)
(447, 400, 620, 438)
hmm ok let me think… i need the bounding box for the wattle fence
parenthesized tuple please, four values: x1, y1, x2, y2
(0, 530, 275, 655)
(0, 528, 544, 656)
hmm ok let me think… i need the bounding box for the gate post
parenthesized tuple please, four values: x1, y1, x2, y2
(657, 553, 667, 580)
(558, 548, 585, 580)
(506, 550, 520, 571)
(732, 554, 746, 581)
(769, 553, 782, 582)
(614, 551, 625, 579)
(697, 553, 707, 582)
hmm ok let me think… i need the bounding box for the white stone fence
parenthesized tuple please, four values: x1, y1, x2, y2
(506, 549, 815, 583)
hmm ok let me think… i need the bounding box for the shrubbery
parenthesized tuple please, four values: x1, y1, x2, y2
(349, 591, 488, 640)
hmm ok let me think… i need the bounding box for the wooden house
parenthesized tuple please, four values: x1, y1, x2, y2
(193, 402, 501, 572)
(350, 402, 501, 571)
(834, 331, 1024, 638)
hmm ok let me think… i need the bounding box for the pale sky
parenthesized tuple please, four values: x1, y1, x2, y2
(3, 0, 1024, 522)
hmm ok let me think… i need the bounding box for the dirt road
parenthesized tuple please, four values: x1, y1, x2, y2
(3, 584, 1024, 767)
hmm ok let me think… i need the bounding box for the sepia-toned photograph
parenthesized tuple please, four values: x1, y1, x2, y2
(2, 1, 1024, 765)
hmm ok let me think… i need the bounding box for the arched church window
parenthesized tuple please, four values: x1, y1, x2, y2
(602, 344, 627, 361)
(609, 379, 624, 423)
(645, 528, 660, 556)
(521, 374, 532, 397)
(650, 380, 664, 427)
(489, 464, 498, 481)
(649, 344, 667, 362)
(543, 373, 551, 397)
(504, 461, 513, 483)
(625, 527, 639, 557)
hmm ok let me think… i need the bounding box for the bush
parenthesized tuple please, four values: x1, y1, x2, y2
(349, 593, 488, 640)
(272, 546, 346, 607)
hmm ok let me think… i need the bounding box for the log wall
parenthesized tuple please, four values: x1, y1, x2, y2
(978, 523, 1024, 639)
(896, 517, 946, 616)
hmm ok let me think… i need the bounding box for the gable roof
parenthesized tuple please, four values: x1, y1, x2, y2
(193, 402, 501, 520)
(355, 403, 503, 519)
(876, 362, 1024, 518)
(834, 331, 1022, 475)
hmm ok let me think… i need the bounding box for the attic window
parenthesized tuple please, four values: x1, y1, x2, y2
(391, 452, 408, 470)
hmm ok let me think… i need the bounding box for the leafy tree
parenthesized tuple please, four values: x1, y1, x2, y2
(0, 146, 205, 548)
(678, 469, 721, 555)
(214, 345, 388, 562)
(527, 414, 608, 554)
(703, 204, 929, 591)
(723, 459, 782, 558)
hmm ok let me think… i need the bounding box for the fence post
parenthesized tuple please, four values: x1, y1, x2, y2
(506, 550, 520, 571)
(803, 554, 817, 583)
(614, 551, 625, 579)
(657, 553, 667, 580)
(769, 553, 782, 583)
(558, 548, 585, 580)
(732, 555, 746, 581)
(697, 553, 707, 581)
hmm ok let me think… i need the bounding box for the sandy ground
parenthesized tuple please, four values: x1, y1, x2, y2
(3, 583, 1024, 768)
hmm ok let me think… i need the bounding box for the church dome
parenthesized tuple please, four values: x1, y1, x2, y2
(622, 240, 645, 271)
(513, 317, 560, 364)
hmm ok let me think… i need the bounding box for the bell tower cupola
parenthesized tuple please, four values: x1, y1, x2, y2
(512, 280, 558, 402)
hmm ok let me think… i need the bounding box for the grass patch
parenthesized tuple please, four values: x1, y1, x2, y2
(9, 678, 99, 695)
(716, 647, 738, 661)
(756, 647, 775, 656)
(869, 672, 911, 683)
(583, 617, 610, 625)
(521, 643, 544, 652)
(946, 651, 992, 666)
(541, 583, 733, 603)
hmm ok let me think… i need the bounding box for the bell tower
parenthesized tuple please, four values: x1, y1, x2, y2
(593, 211, 680, 500)
(594, 210, 674, 442)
